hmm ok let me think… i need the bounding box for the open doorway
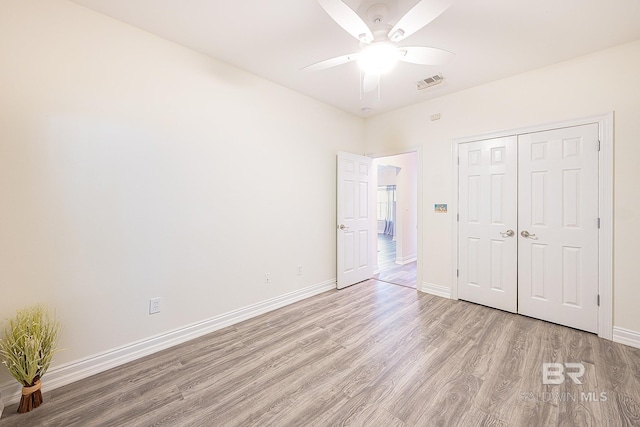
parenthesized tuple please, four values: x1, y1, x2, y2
(372, 152, 418, 288)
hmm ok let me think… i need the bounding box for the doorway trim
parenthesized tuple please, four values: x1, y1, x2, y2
(367, 146, 423, 290)
(450, 112, 613, 339)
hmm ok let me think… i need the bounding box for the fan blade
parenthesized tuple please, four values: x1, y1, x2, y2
(399, 46, 454, 65)
(317, 0, 374, 43)
(362, 73, 379, 93)
(302, 53, 358, 71)
(388, 0, 454, 42)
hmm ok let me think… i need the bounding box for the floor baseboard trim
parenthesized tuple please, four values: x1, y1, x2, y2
(395, 255, 417, 265)
(0, 279, 336, 406)
(420, 282, 452, 299)
(613, 326, 640, 349)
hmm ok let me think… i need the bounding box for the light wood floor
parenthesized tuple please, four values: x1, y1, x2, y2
(2, 280, 639, 426)
(374, 234, 417, 288)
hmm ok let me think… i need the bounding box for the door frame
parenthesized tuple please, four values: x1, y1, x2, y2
(367, 146, 423, 289)
(450, 112, 613, 339)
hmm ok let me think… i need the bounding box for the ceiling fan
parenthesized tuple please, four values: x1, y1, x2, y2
(304, 0, 455, 93)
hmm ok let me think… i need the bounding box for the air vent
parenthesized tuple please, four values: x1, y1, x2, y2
(417, 74, 444, 90)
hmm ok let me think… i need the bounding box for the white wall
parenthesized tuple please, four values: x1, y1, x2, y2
(365, 40, 640, 333)
(0, 0, 365, 388)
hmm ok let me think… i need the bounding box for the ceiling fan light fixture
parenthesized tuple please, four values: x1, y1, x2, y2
(357, 43, 400, 74)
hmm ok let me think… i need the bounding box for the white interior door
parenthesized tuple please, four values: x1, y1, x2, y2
(518, 124, 599, 333)
(337, 152, 373, 289)
(458, 137, 518, 312)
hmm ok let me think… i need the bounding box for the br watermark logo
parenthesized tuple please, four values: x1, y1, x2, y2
(542, 363, 585, 384)
(519, 362, 608, 403)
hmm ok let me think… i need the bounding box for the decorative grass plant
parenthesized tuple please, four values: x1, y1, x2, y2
(0, 305, 60, 413)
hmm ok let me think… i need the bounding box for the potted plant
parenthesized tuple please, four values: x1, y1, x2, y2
(0, 305, 60, 413)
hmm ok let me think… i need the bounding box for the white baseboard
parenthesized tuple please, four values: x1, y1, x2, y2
(420, 282, 452, 299)
(395, 255, 417, 265)
(613, 326, 640, 349)
(0, 279, 336, 407)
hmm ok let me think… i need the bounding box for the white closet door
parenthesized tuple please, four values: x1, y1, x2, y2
(518, 124, 599, 333)
(458, 137, 518, 312)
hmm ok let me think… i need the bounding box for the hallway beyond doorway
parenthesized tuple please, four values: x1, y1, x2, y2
(374, 234, 417, 288)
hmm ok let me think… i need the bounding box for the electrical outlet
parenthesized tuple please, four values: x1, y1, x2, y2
(149, 298, 161, 314)
(264, 273, 271, 284)
(297, 265, 303, 276)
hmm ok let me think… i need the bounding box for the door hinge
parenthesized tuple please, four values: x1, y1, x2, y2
(457, 156, 460, 165)
(598, 140, 601, 151)
(597, 217, 601, 229)
(597, 294, 600, 306)
(457, 213, 460, 222)
(457, 269, 459, 277)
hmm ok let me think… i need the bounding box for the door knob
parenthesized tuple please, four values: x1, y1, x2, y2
(501, 230, 515, 237)
(339, 224, 349, 231)
(521, 230, 538, 239)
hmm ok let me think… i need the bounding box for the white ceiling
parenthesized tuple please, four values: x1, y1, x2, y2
(71, 0, 640, 117)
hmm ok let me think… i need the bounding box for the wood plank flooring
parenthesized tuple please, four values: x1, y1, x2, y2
(1, 280, 639, 426)
(373, 234, 416, 288)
